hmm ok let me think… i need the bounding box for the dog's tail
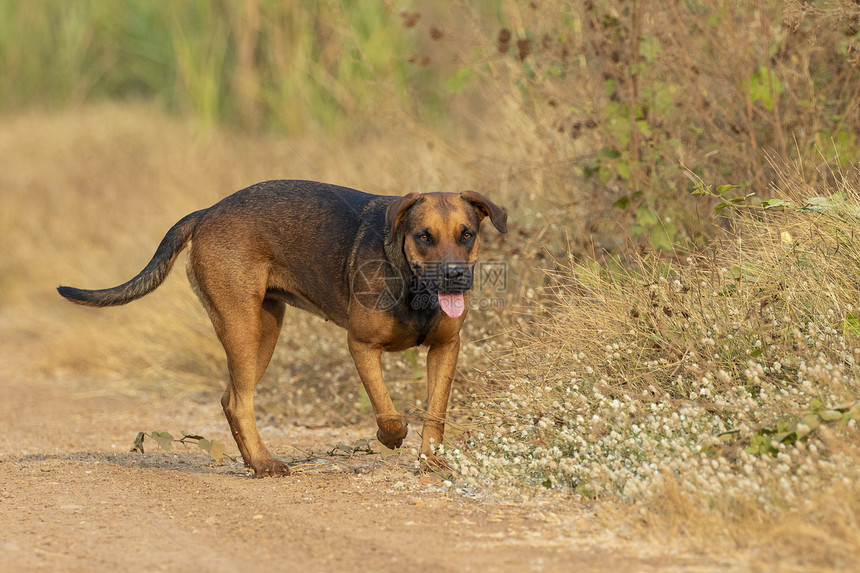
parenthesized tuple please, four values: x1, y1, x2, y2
(57, 209, 207, 307)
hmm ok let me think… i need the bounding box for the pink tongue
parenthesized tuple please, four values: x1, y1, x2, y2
(438, 292, 465, 318)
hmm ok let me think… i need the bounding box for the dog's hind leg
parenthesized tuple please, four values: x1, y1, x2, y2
(209, 295, 288, 477)
(256, 298, 286, 384)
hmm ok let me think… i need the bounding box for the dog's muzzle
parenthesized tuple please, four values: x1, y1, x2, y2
(412, 262, 473, 319)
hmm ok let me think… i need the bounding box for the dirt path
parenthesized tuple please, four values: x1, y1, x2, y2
(0, 358, 724, 572)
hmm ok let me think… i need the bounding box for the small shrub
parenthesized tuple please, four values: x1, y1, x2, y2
(446, 164, 860, 564)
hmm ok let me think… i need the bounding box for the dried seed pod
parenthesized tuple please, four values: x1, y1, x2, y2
(498, 28, 511, 54)
(517, 38, 532, 61)
(400, 10, 420, 28)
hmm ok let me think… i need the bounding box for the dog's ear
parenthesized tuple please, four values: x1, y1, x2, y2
(385, 192, 422, 237)
(461, 190, 508, 233)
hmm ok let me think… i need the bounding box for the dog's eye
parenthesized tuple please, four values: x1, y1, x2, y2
(462, 232, 473, 240)
(417, 233, 430, 242)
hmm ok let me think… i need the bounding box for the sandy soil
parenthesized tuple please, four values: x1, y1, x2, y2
(0, 347, 735, 573)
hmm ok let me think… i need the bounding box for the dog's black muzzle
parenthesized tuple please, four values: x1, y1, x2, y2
(410, 261, 474, 294)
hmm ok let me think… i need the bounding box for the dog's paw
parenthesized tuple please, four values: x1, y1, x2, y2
(251, 457, 290, 478)
(376, 421, 409, 449)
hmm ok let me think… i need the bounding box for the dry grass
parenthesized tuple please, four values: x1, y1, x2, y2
(443, 160, 860, 568)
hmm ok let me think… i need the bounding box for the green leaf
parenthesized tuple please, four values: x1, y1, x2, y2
(598, 146, 622, 159)
(607, 115, 632, 148)
(802, 196, 837, 212)
(800, 413, 821, 431)
(842, 314, 860, 337)
(639, 34, 661, 63)
(762, 198, 792, 210)
(748, 64, 783, 111)
(820, 410, 843, 422)
(152, 431, 174, 452)
(715, 184, 736, 195)
(636, 120, 652, 138)
(690, 182, 711, 196)
(604, 78, 617, 97)
(649, 226, 674, 252)
(613, 195, 630, 210)
(810, 398, 823, 412)
(616, 161, 631, 180)
(182, 431, 205, 440)
(197, 438, 211, 452)
(598, 166, 612, 184)
(773, 431, 795, 445)
(635, 206, 659, 226)
(745, 432, 778, 456)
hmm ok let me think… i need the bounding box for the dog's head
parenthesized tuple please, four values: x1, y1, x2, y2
(385, 191, 507, 318)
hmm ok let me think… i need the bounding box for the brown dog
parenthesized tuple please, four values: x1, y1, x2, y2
(58, 180, 507, 477)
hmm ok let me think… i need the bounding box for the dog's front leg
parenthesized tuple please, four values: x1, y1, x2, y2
(348, 335, 409, 448)
(422, 335, 460, 470)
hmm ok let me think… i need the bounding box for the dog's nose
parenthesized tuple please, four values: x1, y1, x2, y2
(443, 264, 466, 279)
(442, 263, 471, 290)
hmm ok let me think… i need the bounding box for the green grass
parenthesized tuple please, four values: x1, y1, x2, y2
(0, 1, 427, 132)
